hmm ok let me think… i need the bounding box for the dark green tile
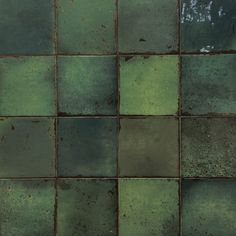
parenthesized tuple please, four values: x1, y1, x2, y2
(58, 118, 117, 177)
(0, 0, 54, 54)
(0, 57, 56, 116)
(183, 179, 236, 236)
(119, 179, 179, 236)
(119, 0, 178, 53)
(120, 56, 179, 115)
(58, 56, 117, 115)
(181, 0, 236, 52)
(182, 118, 236, 177)
(58, 0, 116, 53)
(0, 180, 55, 236)
(119, 118, 179, 177)
(0, 118, 55, 177)
(57, 179, 117, 236)
(182, 55, 236, 115)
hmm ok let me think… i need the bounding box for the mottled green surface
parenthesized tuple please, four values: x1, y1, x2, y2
(58, 56, 117, 115)
(57, 179, 117, 236)
(0, 118, 55, 177)
(0, 57, 56, 116)
(119, 118, 179, 177)
(58, 118, 117, 177)
(120, 56, 179, 115)
(182, 55, 236, 115)
(0, 0, 54, 54)
(58, 0, 116, 53)
(119, 0, 178, 53)
(119, 179, 179, 236)
(182, 118, 236, 177)
(183, 179, 236, 236)
(0, 180, 55, 236)
(181, 0, 236, 52)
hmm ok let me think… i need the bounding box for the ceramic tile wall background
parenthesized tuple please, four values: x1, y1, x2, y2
(0, 0, 236, 235)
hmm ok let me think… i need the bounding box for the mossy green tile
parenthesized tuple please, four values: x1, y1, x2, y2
(57, 179, 117, 236)
(120, 56, 179, 115)
(0, 118, 55, 177)
(58, 0, 116, 54)
(182, 55, 236, 115)
(119, 118, 179, 177)
(119, 0, 178, 53)
(119, 179, 179, 236)
(0, 180, 55, 236)
(0, 0, 54, 54)
(183, 179, 236, 236)
(58, 56, 117, 115)
(58, 118, 117, 177)
(0, 57, 56, 116)
(181, 0, 236, 52)
(182, 118, 236, 177)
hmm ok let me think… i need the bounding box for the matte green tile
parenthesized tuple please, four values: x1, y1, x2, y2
(58, 56, 117, 115)
(182, 118, 236, 177)
(181, 0, 236, 52)
(0, 0, 54, 54)
(0, 118, 55, 177)
(120, 56, 179, 115)
(57, 179, 117, 236)
(0, 180, 55, 236)
(119, 179, 179, 236)
(182, 55, 236, 115)
(58, 118, 117, 177)
(58, 0, 116, 53)
(183, 179, 236, 236)
(119, 118, 179, 177)
(119, 0, 178, 53)
(0, 57, 56, 116)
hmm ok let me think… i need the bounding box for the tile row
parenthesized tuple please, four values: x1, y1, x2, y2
(0, 0, 236, 54)
(1, 117, 236, 178)
(1, 54, 236, 116)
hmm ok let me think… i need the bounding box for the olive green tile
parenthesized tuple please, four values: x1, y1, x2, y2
(119, 0, 178, 53)
(0, 57, 56, 116)
(183, 179, 236, 236)
(58, 118, 117, 177)
(119, 118, 179, 177)
(182, 55, 236, 115)
(0, 0, 54, 54)
(181, 0, 236, 52)
(58, 0, 116, 54)
(182, 118, 236, 177)
(0, 180, 55, 236)
(120, 56, 179, 115)
(119, 179, 179, 236)
(0, 118, 55, 177)
(58, 56, 117, 115)
(57, 179, 117, 236)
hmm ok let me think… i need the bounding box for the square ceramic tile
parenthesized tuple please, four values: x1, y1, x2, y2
(119, 179, 179, 236)
(0, 57, 56, 116)
(182, 118, 236, 177)
(182, 179, 236, 236)
(120, 56, 179, 115)
(119, 118, 179, 177)
(57, 179, 117, 236)
(58, 56, 117, 115)
(58, 0, 116, 54)
(0, 118, 55, 177)
(119, 0, 178, 53)
(0, 0, 54, 54)
(58, 118, 118, 177)
(181, 55, 236, 115)
(181, 0, 236, 52)
(0, 180, 55, 236)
